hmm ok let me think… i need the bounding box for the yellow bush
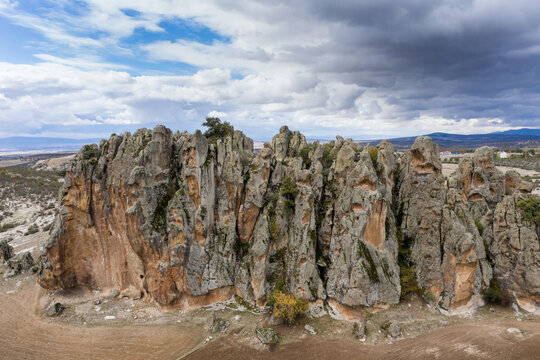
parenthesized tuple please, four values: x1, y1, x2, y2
(271, 290, 306, 324)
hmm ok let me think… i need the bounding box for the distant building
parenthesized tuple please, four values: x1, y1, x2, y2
(440, 151, 452, 156)
(498, 151, 509, 159)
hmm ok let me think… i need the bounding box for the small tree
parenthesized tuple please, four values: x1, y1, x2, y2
(271, 290, 306, 324)
(202, 117, 234, 143)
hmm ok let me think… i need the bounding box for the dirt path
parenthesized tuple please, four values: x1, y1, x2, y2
(0, 283, 203, 360)
(187, 320, 540, 360)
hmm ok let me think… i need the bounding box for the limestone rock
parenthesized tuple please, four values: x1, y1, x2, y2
(381, 321, 401, 338)
(46, 302, 65, 317)
(255, 327, 279, 345)
(491, 193, 540, 312)
(210, 313, 230, 333)
(36, 125, 537, 315)
(4, 252, 34, 278)
(398, 138, 491, 312)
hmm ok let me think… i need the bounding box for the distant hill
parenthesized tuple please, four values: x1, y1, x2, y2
(0, 136, 101, 153)
(358, 128, 540, 149)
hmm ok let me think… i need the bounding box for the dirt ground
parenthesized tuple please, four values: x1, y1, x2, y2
(0, 281, 203, 360)
(1, 275, 539, 360)
(186, 320, 540, 360)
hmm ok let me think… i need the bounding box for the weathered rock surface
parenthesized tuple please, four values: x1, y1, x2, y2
(210, 313, 230, 333)
(4, 252, 34, 278)
(255, 327, 279, 345)
(38, 125, 536, 314)
(491, 193, 540, 312)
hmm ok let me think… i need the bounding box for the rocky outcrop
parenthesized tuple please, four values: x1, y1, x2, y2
(38, 125, 536, 315)
(491, 193, 540, 312)
(4, 252, 35, 278)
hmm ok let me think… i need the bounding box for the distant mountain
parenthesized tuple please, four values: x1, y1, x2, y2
(0, 136, 101, 153)
(358, 128, 540, 149)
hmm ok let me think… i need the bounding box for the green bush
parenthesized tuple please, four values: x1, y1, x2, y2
(299, 144, 314, 168)
(517, 196, 540, 225)
(202, 117, 234, 144)
(368, 146, 378, 166)
(280, 176, 299, 214)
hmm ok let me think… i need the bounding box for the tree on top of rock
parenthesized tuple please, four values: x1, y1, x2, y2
(202, 117, 234, 144)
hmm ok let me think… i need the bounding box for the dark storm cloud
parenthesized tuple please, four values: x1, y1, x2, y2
(282, 0, 540, 126)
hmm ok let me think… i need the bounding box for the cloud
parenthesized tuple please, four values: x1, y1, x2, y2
(0, 0, 539, 140)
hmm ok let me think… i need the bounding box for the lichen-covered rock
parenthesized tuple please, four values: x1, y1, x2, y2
(491, 193, 540, 312)
(5, 252, 34, 278)
(37, 125, 536, 315)
(398, 138, 492, 312)
(255, 327, 279, 345)
(324, 140, 401, 307)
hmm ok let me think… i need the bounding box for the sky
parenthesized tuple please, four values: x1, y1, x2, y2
(0, 0, 539, 141)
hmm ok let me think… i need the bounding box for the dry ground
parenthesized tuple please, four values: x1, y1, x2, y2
(1, 274, 539, 360)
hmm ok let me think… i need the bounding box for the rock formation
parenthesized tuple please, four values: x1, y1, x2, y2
(38, 125, 538, 315)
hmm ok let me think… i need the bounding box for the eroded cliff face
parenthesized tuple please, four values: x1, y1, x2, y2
(39, 126, 538, 314)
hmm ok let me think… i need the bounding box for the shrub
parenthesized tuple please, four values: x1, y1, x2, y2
(321, 143, 336, 172)
(202, 117, 234, 144)
(517, 196, 540, 225)
(270, 290, 306, 324)
(368, 146, 378, 166)
(0, 222, 18, 233)
(299, 144, 314, 168)
(280, 176, 299, 215)
(483, 278, 507, 305)
(25, 223, 39, 236)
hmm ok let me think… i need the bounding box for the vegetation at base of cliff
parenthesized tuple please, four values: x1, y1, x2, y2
(234, 238, 250, 257)
(269, 290, 307, 324)
(280, 176, 299, 215)
(517, 196, 540, 225)
(267, 247, 288, 300)
(483, 278, 508, 305)
(202, 117, 234, 144)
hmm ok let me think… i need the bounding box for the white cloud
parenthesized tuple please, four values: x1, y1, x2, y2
(0, 0, 539, 139)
